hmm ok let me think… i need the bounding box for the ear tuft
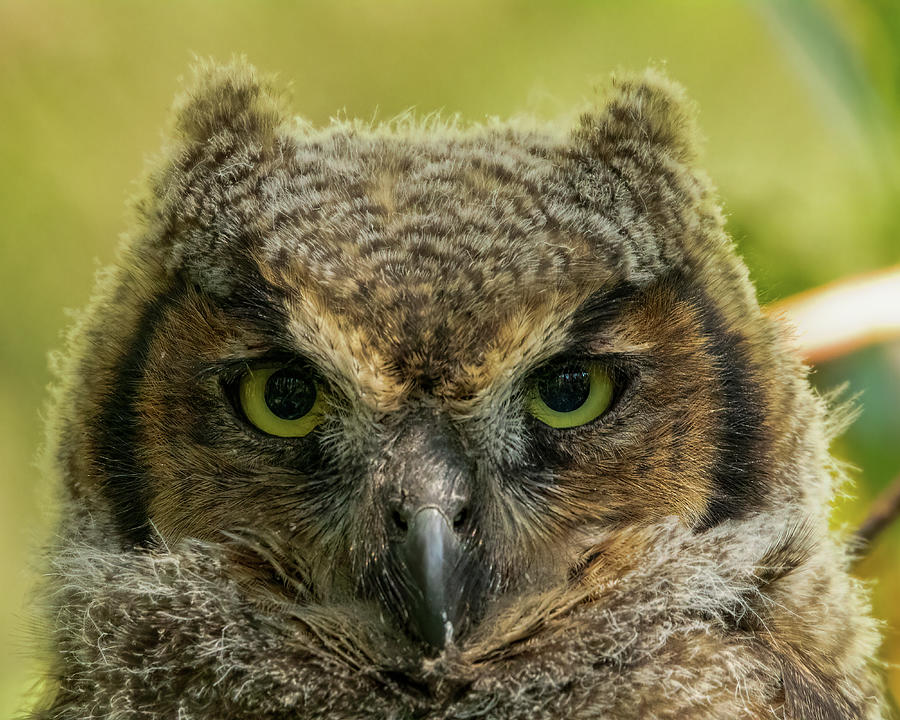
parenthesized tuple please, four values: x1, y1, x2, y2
(172, 56, 286, 147)
(576, 68, 701, 166)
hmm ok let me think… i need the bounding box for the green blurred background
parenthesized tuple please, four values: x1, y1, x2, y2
(1, 0, 898, 713)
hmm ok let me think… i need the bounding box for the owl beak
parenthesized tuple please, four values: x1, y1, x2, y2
(399, 506, 464, 652)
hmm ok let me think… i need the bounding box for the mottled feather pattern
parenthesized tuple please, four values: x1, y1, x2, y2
(32, 59, 887, 718)
(37, 513, 871, 719)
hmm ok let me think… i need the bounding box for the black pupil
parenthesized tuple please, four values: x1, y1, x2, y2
(264, 369, 317, 420)
(538, 367, 591, 413)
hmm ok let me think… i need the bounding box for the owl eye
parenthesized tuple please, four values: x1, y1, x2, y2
(528, 362, 614, 428)
(238, 366, 326, 437)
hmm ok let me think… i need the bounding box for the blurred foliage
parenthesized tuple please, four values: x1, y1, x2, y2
(0, 0, 897, 714)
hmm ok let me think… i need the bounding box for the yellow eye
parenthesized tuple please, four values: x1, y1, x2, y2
(239, 366, 326, 437)
(527, 362, 614, 429)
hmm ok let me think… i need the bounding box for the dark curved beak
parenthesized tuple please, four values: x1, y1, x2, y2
(399, 507, 465, 651)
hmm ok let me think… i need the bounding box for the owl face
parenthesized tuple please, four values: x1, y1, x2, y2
(44, 63, 887, 719)
(70, 63, 781, 655)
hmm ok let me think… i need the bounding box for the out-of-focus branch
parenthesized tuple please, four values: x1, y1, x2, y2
(854, 473, 900, 553)
(765, 264, 900, 364)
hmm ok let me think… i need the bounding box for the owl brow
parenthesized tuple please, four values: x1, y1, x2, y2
(563, 281, 642, 347)
(202, 350, 318, 385)
(198, 278, 362, 397)
(204, 269, 299, 350)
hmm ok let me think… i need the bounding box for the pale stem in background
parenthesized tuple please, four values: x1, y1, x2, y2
(767, 265, 900, 364)
(768, 265, 900, 555)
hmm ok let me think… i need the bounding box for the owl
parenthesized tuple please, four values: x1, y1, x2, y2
(31, 59, 886, 719)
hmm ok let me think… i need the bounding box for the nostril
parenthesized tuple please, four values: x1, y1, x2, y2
(452, 507, 469, 531)
(391, 509, 409, 533)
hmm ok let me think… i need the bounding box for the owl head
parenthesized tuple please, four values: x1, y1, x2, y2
(42, 60, 883, 718)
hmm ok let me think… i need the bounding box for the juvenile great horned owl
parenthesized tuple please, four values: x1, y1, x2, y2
(34, 60, 886, 719)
